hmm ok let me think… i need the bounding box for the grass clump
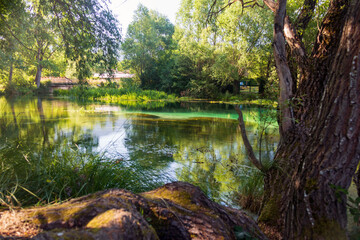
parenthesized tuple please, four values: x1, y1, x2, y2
(0, 135, 168, 208)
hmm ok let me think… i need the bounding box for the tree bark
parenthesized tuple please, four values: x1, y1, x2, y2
(259, 1, 360, 239)
(233, 79, 240, 95)
(8, 62, 13, 84)
(35, 43, 43, 89)
(273, 0, 294, 138)
(35, 66, 42, 89)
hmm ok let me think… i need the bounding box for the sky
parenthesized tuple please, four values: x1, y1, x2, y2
(110, 0, 182, 36)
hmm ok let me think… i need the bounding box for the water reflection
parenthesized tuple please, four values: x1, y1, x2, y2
(0, 97, 279, 207)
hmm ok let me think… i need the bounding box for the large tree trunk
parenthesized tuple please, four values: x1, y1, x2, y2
(259, 1, 360, 239)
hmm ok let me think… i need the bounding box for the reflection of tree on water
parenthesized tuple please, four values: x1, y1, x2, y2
(0, 97, 280, 209)
(37, 98, 49, 145)
(122, 117, 178, 170)
(173, 114, 279, 208)
(10, 101, 18, 129)
(0, 99, 164, 206)
(120, 111, 279, 208)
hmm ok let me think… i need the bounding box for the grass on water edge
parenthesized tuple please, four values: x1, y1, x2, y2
(54, 86, 277, 107)
(0, 138, 170, 209)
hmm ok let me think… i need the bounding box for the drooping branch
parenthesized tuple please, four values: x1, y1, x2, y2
(234, 106, 264, 171)
(0, 13, 36, 53)
(207, 0, 264, 23)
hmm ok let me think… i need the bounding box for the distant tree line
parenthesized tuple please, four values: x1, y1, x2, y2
(121, 3, 277, 99)
(0, 0, 327, 99)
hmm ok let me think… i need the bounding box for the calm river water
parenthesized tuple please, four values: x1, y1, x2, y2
(0, 97, 279, 207)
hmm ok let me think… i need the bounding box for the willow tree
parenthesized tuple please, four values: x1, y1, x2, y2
(212, 0, 360, 238)
(0, 0, 120, 87)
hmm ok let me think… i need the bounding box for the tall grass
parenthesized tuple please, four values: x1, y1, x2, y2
(0, 135, 169, 208)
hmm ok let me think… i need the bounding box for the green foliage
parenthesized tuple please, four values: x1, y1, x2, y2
(121, 4, 175, 91)
(331, 184, 360, 223)
(55, 85, 177, 103)
(4, 81, 35, 97)
(50, 0, 121, 81)
(0, 0, 121, 89)
(174, 0, 274, 98)
(0, 146, 166, 207)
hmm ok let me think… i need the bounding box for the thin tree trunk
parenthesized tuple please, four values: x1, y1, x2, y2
(8, 62, 13, 84)
(35, 46, 43, 89)
(233, 79, 240, 95)
(37, 98, 48, 145)
(35, 64, 42, 89)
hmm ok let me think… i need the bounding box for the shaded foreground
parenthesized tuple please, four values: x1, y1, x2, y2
(0, 182, 267, 240)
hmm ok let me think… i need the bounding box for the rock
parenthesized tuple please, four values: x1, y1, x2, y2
(0, 182, 267, 240)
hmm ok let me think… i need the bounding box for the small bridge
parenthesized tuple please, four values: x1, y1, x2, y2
(41, 77, 78, 92)
(41, 72, 135, 92)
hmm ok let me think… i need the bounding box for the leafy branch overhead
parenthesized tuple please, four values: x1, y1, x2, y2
(207, 0, 264, 22)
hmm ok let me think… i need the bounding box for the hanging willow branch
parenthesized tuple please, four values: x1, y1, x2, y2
(234, 106, 264, 171)
(207, 0, 264, 23)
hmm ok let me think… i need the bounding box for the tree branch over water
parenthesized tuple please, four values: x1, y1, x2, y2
(234, 106, 264, 171)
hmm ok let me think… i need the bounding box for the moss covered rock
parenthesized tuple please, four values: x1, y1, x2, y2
(0, 182, 267, 240)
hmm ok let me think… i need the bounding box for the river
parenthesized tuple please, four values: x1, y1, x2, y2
(0, 97, 279, 208)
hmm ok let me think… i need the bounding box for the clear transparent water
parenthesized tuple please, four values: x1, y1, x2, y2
(0, 97, 279, 207)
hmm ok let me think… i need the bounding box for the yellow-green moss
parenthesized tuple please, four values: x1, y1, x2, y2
(30, 201, 90, 225)
(258, 195, 280, 224)
(86, 209, 116, 229)
(142, 187, 219, 220)
(142, 188, 196, 211)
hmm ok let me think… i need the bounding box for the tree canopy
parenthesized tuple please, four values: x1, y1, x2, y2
(0, 0, 121, 89)
(121, 4, 175, 90)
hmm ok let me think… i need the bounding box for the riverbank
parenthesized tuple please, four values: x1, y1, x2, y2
(54, 86, 277, 107)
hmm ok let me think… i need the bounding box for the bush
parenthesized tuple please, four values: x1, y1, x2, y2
(4, 82, 35, 97)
